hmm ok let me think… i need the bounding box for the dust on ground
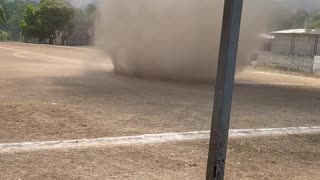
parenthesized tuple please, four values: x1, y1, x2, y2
(0, 42, 320, 143)
(95, 0, 271, 81)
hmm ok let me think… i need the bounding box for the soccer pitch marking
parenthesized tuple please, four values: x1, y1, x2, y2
(0, 126, 319, 153)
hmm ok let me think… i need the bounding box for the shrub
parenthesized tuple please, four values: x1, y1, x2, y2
(0, 30, 12, 41)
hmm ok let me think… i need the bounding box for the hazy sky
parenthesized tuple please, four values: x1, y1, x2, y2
(65, 0, 96, 8)
(272, 0, 320, 9)
(27, 0, 320, 10)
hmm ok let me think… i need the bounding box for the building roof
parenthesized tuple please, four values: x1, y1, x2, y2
(271, 29, 320, 35)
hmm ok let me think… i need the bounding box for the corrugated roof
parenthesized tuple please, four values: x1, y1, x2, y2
(271, 29, 320, 35)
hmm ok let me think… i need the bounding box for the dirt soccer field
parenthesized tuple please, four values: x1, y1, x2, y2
(0, 42, 319, 179)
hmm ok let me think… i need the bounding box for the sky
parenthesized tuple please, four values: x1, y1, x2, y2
(272, 0, 320, 9)
(65, 0, 96, 8)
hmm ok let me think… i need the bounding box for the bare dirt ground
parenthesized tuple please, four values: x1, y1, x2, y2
(0, 42, 320, 143)
(0, 42, 320, 179)
(0, 135, 319, 180)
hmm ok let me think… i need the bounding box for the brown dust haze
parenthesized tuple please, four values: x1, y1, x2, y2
(95, 0, 272, 82)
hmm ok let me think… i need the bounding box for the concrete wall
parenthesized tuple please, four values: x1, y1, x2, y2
(259, 33, 320, 75)
(271, 34, 292, 54)
(314, 56, 320, 75)
(271, 34, 319, 56)
(257, 52, 314, 73)
(292, 34, 315, 56)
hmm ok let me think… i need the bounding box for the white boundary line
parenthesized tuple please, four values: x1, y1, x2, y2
(0, 42, 95, 51)
(0, 126, 319, 153)
(249, 71, 316, 79)
(0, 46, 81, 64)
(237, 81, 320, 87)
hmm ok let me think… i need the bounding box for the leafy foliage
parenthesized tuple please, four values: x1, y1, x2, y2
(0, 29, 10, 40)
(308, 9, 320, 29)
(19, 5, 41, 42)
(0, 0, 37, 40)
(309, 20, 320, 29)
(0, 0, 96, 43)
(0, 5, 5, 25)
(18, 0, 96, 45)
(38, 0, 75, 44)
(269, 8, 320, 31)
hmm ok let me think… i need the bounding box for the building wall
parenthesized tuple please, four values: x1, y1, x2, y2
(271, 34, 319, 56)
(314, 56, 320, 75)
(317, 40, 320, 55)
(292, 34, 315, 56)
(271, 34, 292, 54)
(258, 33, 320, 75)
(256, 52, 314, 73)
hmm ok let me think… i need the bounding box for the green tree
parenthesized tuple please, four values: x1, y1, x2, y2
(70, 4, 96, 29)
(38, 0, 75, 44)
(0, 5, 5, 25)
(309, 9, 320, 22)
(269, 8, 312, 30)
(19, 5, 41, 42)
(268, 7, 295, 30)
(86, 4, 96, 17)
(308, 9, 320, 29)
(58, 3, 96, 45)
(0, 0, 38, 40)
(0, 30, 11, 40)
(309, 20, 320, 29)
(292, 8, 309, 28)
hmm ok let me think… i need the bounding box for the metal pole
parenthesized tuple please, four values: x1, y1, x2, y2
(290, 34, 295, 55)
(313, 35, 318, 56)
(206, 0, 243, 179)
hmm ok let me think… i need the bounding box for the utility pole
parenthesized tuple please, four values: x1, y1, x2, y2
(206, 0, 243, 179)
(305, 16, 308, 29)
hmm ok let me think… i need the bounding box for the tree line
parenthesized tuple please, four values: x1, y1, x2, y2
(0, 0, 96, 45)
(269, 8, 320, 31)
(1, 1, 320, 44)
(0, 0, 37, 41)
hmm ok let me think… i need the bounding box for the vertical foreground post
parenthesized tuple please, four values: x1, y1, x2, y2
(206, 0, 243, 179)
